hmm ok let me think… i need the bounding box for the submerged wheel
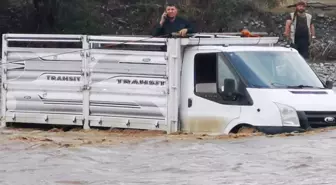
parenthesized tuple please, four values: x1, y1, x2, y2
(237, 125, 259, 134)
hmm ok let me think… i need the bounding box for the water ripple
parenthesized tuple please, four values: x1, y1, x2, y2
(1, 130, 336, 184)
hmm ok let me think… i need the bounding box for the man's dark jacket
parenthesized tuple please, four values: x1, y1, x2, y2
(152, 17, 196, 37)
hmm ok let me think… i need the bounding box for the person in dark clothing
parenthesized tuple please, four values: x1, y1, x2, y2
(152, 4, 195, 37)
(284, 0, 316, 59)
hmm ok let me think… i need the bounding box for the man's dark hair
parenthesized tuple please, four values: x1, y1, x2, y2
(166, 3, 178, 8)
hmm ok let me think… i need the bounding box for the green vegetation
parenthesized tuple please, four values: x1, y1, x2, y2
(1, 0, 334, 60)
(0, 0, 279, 35)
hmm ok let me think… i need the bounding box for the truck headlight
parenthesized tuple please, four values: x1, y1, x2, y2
(274, 102, 300, 127)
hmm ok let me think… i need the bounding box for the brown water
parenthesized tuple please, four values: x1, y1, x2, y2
(1, 128, 336, 185)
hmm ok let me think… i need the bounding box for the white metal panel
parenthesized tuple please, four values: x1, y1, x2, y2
(1, 33, 85, 127)
(89, 116, 166, 130)
(7, 47, 83, 61)
(87, 48, 169, 131)
(1, 33, 173, 131)
(1, 34, 8, 127)
(2, 44, 84, 126)
(6, 112, 84, 126)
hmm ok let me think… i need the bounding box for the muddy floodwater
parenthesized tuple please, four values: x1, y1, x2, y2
(1, 128, 336, 185)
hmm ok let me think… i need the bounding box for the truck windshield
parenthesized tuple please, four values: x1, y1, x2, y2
(225, 51, 325, 89)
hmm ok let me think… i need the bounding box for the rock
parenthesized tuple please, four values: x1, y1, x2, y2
(309, 62, 336, 82)
(317, 13, 325, 18)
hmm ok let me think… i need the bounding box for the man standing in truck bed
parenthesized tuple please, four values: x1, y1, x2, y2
(152, 3, 195, 37)
(284, 0, 316, 59)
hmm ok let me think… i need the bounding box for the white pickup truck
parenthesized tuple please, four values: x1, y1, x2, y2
(1, 33, 335, 135)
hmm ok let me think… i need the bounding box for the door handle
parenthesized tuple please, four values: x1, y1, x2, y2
(188, 98, 192, 108)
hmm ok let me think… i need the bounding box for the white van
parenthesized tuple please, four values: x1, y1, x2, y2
(1, 33, 335, 135)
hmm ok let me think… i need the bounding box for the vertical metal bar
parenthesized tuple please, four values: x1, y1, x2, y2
(175, 39, 182, 132)
(166, 38, 181, 134)
(170, 39, 176, 133)
(165, 40, 170, 133)
(0, 34, 8, 127)
(165, 41, 170, 133)
(173, 38, 182, 133)
(82, 35, 90, 129)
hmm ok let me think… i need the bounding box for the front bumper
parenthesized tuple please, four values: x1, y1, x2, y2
(255, 111, 336, 135)
(256, 126, 305, 135)
(257, 111, 311, 135)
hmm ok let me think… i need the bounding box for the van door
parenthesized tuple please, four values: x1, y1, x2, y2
(182, 52, 242, 134)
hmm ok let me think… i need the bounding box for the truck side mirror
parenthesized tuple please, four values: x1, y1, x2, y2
(222, 78, 236, 97)
(326, 80, 334, 89)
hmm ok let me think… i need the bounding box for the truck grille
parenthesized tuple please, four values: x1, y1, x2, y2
(304, 111, 336, 127)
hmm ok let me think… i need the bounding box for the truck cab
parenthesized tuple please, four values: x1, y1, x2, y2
(180, 45, 336, 135)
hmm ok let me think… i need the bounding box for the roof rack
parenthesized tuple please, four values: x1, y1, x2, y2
(3, 33, 279, 48)
(182, 37, 279, 46)
(190, 32, 269, 38)
(88, 34, 278, 47)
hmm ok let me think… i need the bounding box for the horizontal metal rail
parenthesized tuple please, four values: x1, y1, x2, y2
(89, 41, 165, 46)
(194, 32, 269, 36)
(88, 35, 166, 41)
(3, 34, 83, 42)
(182, 37, 279, 46)
(2, 33, 280, 48)
(87, 35, 166, 45)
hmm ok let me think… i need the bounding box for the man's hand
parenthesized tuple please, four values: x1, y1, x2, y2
(160, 12, 167, 26)
(179, 28, 188, 37)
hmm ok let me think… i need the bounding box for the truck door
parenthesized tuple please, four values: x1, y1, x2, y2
(181, 52, 241, 134)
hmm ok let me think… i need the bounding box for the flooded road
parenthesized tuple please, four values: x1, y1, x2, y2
(1, 128, 336, 185)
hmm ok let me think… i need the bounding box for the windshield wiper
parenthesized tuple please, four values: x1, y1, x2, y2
(271, 82, 324, 89)
(287, 85, 324, 89)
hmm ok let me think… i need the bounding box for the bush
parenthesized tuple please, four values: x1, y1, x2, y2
(0, 0, 335, 60)
(0, 0, 279, 35)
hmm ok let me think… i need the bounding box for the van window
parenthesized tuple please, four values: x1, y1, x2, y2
(217, 55, 240, 93)
(194, 53, 241, 103)
(194, 53, 217, 84)
(194, 53, 217, 93)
